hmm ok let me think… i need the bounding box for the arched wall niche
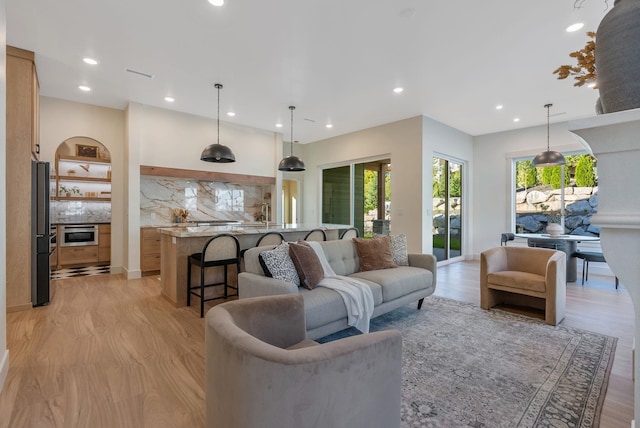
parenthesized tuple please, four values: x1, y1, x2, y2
(55, 136, 111, 160)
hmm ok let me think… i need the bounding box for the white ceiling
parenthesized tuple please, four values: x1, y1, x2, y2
(6, 0, 609, 144)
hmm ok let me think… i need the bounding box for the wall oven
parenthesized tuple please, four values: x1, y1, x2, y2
(60, 224, 99, 247)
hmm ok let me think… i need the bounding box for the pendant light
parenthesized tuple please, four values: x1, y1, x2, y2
(531, 103, 566, 167)
(201, 83, 236, 163)
(278, 106, 306, 171)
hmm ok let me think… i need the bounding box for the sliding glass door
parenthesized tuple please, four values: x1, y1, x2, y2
(432, 156, 463, 262)
(321, 159, 390, 237)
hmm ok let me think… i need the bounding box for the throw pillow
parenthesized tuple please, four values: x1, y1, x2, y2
(390, 234, 409, 266)
(258, 242, 300, 286)
(289, 241, 324, 290)
(353, 235, 397, 272)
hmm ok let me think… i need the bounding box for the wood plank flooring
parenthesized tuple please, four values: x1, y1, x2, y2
(0, 261, 634, 427)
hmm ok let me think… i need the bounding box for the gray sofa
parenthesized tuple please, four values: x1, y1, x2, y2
(239, 239, 437, 339)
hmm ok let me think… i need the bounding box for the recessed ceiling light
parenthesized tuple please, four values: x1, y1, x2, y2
(566, 23, 584, 32)
(227, 111, 236, 117)
(393, 87, 404, 94)
(208, 0, 224, 5)
(326, 124, 333, 128)
(83, 57, 99, 65)
(496, 105, 503, 110)
(78, 85, 91, 92)
(164, 96, 175, 102)
(275, 123, 283, 128)
(513, 118, 520, 123)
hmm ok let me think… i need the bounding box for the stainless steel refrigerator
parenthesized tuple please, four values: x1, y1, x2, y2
(31, 160, 54, 306)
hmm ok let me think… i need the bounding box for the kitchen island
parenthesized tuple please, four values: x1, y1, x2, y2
(158, 224, 343, 307)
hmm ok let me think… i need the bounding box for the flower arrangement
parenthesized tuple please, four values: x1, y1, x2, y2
(172, 208, 189, 223)
(59, 185, 81, 197)
(553, 31, 597, 88)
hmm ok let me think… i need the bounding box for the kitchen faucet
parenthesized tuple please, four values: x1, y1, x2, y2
(261, 203, 270, 228)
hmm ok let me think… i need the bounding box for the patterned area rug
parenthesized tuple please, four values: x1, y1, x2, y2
(51, 265, 111, 280)
(318, 296, 616, 428)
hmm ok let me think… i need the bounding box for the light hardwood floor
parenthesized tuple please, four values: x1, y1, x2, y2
(0, 261, 634, 427)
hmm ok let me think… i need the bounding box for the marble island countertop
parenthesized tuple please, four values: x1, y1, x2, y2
(158, 223, 348, 238)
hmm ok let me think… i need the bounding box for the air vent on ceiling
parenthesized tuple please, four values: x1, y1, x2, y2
(303, 118, 316, 123)
(125, 68, 154, 79)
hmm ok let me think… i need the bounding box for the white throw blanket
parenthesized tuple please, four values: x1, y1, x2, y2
(307, 241, 374, 333)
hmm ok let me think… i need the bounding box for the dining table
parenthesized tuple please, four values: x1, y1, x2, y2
(515, 233, 600, 283)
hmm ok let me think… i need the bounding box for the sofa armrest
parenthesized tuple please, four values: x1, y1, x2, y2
(408, 253, 437, 286)
(545, 250, 567, 290)
(238, 272, 299, 299)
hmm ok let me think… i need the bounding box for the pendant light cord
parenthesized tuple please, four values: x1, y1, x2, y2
(216, 83, 222, 145)
(289, 106, 295, 155)
(545, 103, 552, 151)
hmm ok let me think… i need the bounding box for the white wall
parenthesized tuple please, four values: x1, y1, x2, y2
(136, 104, 279, 177)
(0, 0, 9, 393)
(423, 116, 474, 256)
(300, 116, 474, 255)
(472, 122, 587, 258)
(39, 97, 126, 273)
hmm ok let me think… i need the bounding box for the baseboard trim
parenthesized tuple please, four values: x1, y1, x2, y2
(0, 349, 9, 394)
(124, 267, 142, 280)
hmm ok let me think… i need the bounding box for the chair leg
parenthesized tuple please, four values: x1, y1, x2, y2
(581, 259, 586, 286)
(615, 277, 619, 289)
(200, 265, 206, 318)
(585, 260, 590, 282)
(417, 298, 424, 310)
(187, 257, 192, 306)
(223, 264, 228, 298)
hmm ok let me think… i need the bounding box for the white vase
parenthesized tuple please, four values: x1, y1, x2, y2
(546, 223, 564, 236)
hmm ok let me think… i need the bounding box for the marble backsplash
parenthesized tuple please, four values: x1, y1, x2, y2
(140, 177, 272, 226)
(51, 200, 111, 224)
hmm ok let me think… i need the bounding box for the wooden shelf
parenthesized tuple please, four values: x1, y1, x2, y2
(140, 165, 276, 185)
(58, 154, 111, 165)
(55, 196, 111, 202)
(56, 175, 111, 183)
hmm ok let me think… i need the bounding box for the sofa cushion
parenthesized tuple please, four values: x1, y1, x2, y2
(320, 240, 360, 276)
(487, 271, 546, 293)
(299, 279, 383, 330)
(289, 241, 324, 290)
(258, 242, 300, 286)
(350, 266, 432, 302)
(390, 234, 409, 266)
(353, 236, 397, 272)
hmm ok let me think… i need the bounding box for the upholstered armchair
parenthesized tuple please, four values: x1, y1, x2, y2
(205, 294, 403, 428)
(480, 246, 566, 325)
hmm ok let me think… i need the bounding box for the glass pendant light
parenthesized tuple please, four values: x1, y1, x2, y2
(532, 103, 566, 167)
(278, 106, 306, 171)
(201, 83, 236, 163)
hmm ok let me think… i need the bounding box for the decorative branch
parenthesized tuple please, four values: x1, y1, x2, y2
(553, 31, 597, 88)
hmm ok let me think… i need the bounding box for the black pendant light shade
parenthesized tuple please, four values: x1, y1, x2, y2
(278, 106, 306, 172)
(532, 103, 566, 167)
(201, 83, 236, 163)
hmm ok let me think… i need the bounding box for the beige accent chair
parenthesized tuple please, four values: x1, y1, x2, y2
(205, 294, 403, 428)
(480, 246, 566, 326)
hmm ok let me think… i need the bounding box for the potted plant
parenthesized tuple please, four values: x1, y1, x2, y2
(59, 185, 81, 197)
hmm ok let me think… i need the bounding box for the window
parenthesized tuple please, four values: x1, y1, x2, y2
(514, 153, 599, 236)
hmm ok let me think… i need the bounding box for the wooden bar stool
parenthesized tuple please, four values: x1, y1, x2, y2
(187, 233, 241, 317)
(340, 227, 360, 240)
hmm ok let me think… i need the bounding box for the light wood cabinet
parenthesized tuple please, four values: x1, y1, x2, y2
(59, 246, 99, 266)
(98, 224, 111, 263)
(141, 227, 162, 274)
(6, 46, 39, 311)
